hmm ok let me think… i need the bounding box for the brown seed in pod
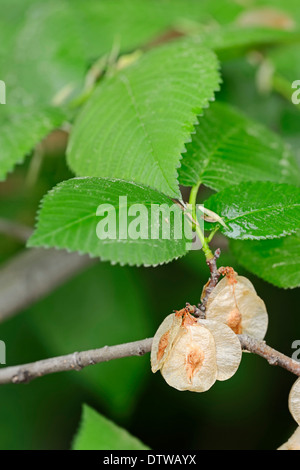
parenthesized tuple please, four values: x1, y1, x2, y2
(198, 319, 242, 381)
(289, 377, 300, 426)
(278, 426, 300, 450)
(159, 312, 218, 392)
(151, 312, 182, 373)
(205, 272, 268, 340)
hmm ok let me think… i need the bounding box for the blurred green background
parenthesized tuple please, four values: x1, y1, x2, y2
(0, 0, 300, 450)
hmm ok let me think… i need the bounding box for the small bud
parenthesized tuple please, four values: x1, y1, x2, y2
(289, 377, 300, 426)
(205, 271, 268, 340)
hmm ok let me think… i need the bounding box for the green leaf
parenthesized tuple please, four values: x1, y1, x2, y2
(1, 0, 231, 109)
(230, 232, 300, 288)
(3, 1, 296, 183)
(0, 105, 65, 181)
(67, 39, 220, 198)
(73, 405, 149, 450)
(178, 102, 300, 190)
(204, 182, 300, 240)
(5, 0, 171, 106)
(26, 262, 153, 415)
(27, 177, 190, 266)
(2, 0, 227, 183)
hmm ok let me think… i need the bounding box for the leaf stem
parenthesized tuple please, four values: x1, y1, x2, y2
(196, 225, 213, 260)
(206, 225, 220, 243)
(188, 181, 201, 225)
(189, 182, 214, 260)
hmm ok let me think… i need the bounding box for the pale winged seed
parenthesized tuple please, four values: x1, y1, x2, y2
(160, 323, 218, 392)
(289, 377, 300, 426)
(206, 277, 268, 340)
(203, 275, 256, 309)
(235, 276, 257, 294)
(278, 426, 300, 450)
(198, 319, 242, 381)
(151, 313, 182, 373)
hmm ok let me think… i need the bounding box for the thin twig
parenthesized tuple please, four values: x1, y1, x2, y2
(199, 248, 221, 314)
(0, 338, 153, 384)
(0, 334, 299, 385)
(238, 334, 300, 376)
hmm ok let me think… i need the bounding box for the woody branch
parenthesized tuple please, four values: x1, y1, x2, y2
(0, 335, 299, 385)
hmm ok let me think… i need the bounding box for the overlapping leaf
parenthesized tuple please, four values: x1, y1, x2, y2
(230, 232, 300, 288)
(204, 182, 300, 240)
(2, 0, 300, 183)
(1, 0, 220, 182)
(28, 177, 190, 266)
(73, 405, 149, 450)
(67, 39, 221, 198)
(0, 0, 245, 111)
(0, 106, 65, 181)
(179, 102, 300, 190)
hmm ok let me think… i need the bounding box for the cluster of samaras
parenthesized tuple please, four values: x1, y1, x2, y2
(151, 267, 268, 392)
(151, 267, 300, 450)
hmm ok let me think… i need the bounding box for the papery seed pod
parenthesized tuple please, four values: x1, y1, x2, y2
(202, 271, 255, 310)
(289, 377, 300, 426)
(198, 319, 242, 381)
(278, 426, 300, 450)
(151, 313, 182, 373)
(205, 272, 268, 340)
(160, 320, 218, 392)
